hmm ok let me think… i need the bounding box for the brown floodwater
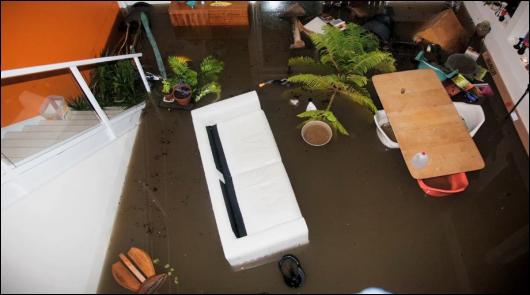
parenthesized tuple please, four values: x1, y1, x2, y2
(98, 2, 528, 293)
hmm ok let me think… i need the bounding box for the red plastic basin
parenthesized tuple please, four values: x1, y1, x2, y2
(417, 173, 469, 197)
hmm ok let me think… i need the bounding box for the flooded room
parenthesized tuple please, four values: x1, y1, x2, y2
(1, 1, 529, 293)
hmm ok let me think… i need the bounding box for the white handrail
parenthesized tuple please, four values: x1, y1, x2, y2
(0, 53, 151, 169)
(1, 53, 143, 79)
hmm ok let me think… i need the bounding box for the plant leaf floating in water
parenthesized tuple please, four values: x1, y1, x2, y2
(164, 264, 170, 269)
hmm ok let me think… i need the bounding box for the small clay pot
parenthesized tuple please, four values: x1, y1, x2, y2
(301, 120, 332, 146)
(172, 83, 192, 106)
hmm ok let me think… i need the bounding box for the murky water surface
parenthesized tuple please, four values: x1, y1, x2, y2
(98, 2, 528, 293)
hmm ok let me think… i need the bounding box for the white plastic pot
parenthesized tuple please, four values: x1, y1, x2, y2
(374, 103, 485, 149)
(453, 102, 485, 138)
(301, 120, 332, 146)
(374, 110, 399, 149)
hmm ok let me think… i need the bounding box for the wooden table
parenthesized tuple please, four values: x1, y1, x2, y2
(168, 1, 248, 27)
(372, 69, 485, 179)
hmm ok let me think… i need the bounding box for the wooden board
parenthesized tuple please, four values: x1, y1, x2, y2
(372, 69, 485, 179)
(168, 1, 248, 27)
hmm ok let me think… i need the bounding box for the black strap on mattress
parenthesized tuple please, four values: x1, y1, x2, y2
(206, 125, 247, 238)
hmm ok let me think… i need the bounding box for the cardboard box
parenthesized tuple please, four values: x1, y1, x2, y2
(413, 9, 468, 54)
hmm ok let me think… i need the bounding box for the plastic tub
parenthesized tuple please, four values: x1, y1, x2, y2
(415, 51, 458, 81)
(374, 110, 399, 149)
(453, 102, 485, 138)
(417, 172, 469, 197)
(301, 120, 332, 146)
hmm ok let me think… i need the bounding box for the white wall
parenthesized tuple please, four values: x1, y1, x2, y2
(465, 1, 529, 133)
(1, 126, 139, 293)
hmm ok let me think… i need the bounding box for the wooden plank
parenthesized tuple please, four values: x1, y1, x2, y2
(373, 69, 485, 179)
(111, 261, 141, 292)
(119, 253, 146, 283)
(127, 247, 156, 278)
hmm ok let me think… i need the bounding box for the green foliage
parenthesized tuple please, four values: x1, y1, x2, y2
(287, 74, 349, 91)
(195, 81, 221, 102)
(200, 56, 224, 83)
(297, 110, 349, 135)
(286, 22, 396, 136)
(67, 95, 92, 111)
(67, 59, 146, 110)
(163, 55, 224, 102)
(162, 79, 174, 94)
(168, 56, 198, 88)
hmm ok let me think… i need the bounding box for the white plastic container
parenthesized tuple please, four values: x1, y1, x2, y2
(374, 102, 485, 150)
(411, 152, 429, 169)
(40, 95, 69, 120)
(373, 110, 399, 149)
(453, 102, 485, 138)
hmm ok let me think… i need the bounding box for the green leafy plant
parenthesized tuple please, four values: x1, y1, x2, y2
(67, 60, 146, 110)
(163, 55, 224, 102)
(297, 109, 349, 135)
(286, 23, 396, 135)
(67, 95, 92, 111)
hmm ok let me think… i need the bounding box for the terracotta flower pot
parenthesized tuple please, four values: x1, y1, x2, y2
(172, 83, 192, 106)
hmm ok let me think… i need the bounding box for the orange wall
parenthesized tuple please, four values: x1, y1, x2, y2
(1, 1, 120, 127)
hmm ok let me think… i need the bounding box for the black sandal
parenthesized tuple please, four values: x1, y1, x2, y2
(278, 254, 305, 288)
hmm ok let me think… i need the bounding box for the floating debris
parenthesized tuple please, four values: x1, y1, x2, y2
(153, 258, 160, 264)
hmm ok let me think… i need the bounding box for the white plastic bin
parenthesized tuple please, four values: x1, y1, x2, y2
(374, 110, 399, 149)
(374, 103, 485, 149)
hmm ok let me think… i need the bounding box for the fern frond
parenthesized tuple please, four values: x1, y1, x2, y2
(288, 56, 335, 74)
(361, 32, 380, 52)
(324, 111, 349, 135)
(288, 74, 349, 91)
(338, 88, 377, 113)
(345, 74, 368, 87)
(349, 51, 395, 76)
(288, 56, 318, 67)
(373, 55, 397, 73)
(297, 110, 323, 119)
(297, 110, 349, 135)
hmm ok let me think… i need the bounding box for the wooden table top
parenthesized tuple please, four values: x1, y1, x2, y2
(372, 69, 485, 179)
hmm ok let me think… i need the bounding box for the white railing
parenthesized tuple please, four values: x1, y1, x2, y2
(1, 53, 151, 165)
(1, 53, 151, 208)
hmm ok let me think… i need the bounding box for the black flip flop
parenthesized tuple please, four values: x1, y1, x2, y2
(278, 254, 305, 288)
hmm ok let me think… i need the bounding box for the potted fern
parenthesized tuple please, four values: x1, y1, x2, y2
(286, 23, 396, 137)
(162, 55, 223, 106)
